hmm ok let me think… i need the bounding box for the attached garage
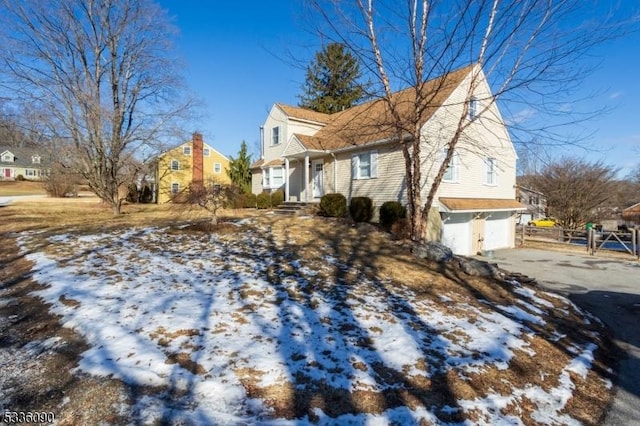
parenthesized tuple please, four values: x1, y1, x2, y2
(441, 213, 472, 256)
(439, 198, 526, 256)
(483, 211, 513, 251)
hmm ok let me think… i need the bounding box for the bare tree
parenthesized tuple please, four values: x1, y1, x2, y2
(182, 180, 230, 227)
(531, 158, 617, 229)
(0, 0, 192, 213)
(306, 0, 634, 240)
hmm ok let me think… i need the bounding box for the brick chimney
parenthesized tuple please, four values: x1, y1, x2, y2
(192, 132, 204, 185)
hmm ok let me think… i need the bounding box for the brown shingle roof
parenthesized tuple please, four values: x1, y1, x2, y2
(622, 202, 640, 221)
(277, 104, 332, 124)
(250, 158, 284, 169)
(289, 65, 474, 152)
(439, 198, 526, 212)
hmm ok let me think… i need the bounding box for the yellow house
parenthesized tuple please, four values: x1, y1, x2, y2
(155, 133, 231, 204)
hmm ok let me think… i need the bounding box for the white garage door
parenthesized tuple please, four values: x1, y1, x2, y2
(441, 213, 472, 255)
(483, 211, 512, 251)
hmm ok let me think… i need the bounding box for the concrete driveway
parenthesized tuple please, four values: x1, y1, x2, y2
(487, 248, 640, 426)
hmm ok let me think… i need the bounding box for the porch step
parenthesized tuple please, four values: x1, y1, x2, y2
(273, 202, 314, 216)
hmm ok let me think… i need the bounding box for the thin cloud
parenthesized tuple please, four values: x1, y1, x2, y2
(505, 108, 536, 126)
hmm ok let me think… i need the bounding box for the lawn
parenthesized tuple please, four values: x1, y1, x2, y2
(0, 180, 47, 196)
(0, 200, 614, 425)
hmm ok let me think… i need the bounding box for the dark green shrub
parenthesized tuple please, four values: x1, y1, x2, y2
(349, 197, 373, 222)
(16, 174, 25, 181)
(380, 201, 407, 229)
(271, 190, 284, 207)
(319, 193, 347, 217)
(256, 192, 271, 209)
(243, 193, 257, 208)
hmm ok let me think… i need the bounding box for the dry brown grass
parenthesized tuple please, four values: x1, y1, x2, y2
(0, 201, 616, 424)
(0, 180, 47, 196)
(0, 195, 259, 236)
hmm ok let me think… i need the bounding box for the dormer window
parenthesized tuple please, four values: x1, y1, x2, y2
(32, 155, 41, 164)
(1, 152, 13, 162)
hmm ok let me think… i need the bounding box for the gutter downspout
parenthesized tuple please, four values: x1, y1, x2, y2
(259, 126, 264, 160)
(331, 152, 337, 194)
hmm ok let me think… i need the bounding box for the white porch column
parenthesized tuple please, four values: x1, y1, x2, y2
(304, 154, 310, 203)
(284, 157, 290, 202)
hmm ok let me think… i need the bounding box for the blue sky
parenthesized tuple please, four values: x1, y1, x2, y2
(158, 1, 640, 177)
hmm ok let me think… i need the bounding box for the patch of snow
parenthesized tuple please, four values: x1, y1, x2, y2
(16, 227, 606, 424)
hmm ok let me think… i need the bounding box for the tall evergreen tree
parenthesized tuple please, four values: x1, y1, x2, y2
(298, 43, 365, 113)
(226, 141, 252, 194)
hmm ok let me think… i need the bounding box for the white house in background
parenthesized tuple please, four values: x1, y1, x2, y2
(251, 64, 525, 255)
(0, 146, 50, 180)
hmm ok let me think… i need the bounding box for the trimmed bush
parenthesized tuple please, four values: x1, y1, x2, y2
(256, 192, 271, 209)
(380, 201, 407, 229)
(319, 193, 347, 217)
(243, 193, 257, 208)
(16, 174, 25, 181)
(271, 190, 284, 207)
(349, 196, 373, 223)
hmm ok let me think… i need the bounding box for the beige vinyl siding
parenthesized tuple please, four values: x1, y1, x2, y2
(333, 142, 407, 208)
(251, 170, 263, 195)
(419, 70, 517, 206)
(263, 107, 289, 162)
(287, 162, 302, 201)
(287, 119, 324, 139)
(263, 106, 326, 164)
(283, 137, 307, 157)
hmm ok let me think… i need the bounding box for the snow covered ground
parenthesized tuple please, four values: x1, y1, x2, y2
(13, 220, 611, 425)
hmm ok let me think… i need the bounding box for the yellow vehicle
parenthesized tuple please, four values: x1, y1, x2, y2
(528, 217, 557, 227)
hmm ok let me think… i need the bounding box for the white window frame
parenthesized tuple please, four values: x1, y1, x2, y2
(2, 154, 12, 162)
(171, 182, 180, 194)
(183, 146, 191, 155)
(263, 166, 284, 189)
(214, 162, 222, 173)
(25, 169, 36, 177)
(203, 148, 210, 156)
(442, 149, 459, 183)
(170, 160, 180, 171)
(351, 151, 378, 180)
(32, 156, 41, 164)
(469, 97, 478, 120)
(271, 126, 280, 146)
(485, 157, 498, 186)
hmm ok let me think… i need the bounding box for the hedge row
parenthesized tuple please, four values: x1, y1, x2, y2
(318, 194, 406, 228)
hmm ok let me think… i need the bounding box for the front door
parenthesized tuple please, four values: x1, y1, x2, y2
(313, 161, 324, 198)
(471, 214, 485, 255)
(3, 168, 11, 178)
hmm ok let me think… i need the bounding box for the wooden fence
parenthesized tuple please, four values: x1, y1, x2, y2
(516, 225, 640, 259)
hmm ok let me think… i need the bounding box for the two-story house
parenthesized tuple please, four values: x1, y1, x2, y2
(154, 133, 231, 204)
(515, 184, 547, 225)
(251, 64, 525, 255)
(0, 146, 50, 180)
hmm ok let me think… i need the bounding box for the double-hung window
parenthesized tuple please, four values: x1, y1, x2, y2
(203, 148, 210, 156)
(170, 160, 180, 171)
(351, 151, 378, 180)
(264, 166, 284, 188)
(442, 149, 459, 183)
(183, 146, 191, 155)
(171, 183, 180, 194)
(271, 126, 280, 145)
(485, 157, 497, 185)
(469, 97, 478, 120)
(214, 163, 222, 173)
